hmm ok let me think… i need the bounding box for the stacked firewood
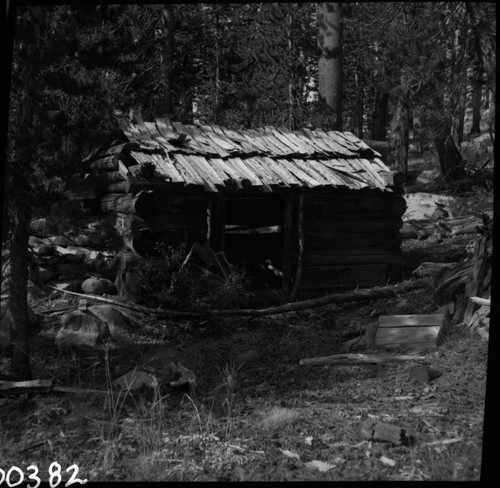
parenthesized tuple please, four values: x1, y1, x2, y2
(401, 209, 493, 242)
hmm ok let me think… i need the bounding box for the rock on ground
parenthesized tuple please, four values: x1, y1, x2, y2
(81, 277, 116, 295)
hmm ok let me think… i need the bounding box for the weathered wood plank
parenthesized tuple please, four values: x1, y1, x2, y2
(307, 161, 348, 186)
(304, 217, 403, 232)
(192, 155, 227, 188)
(216, 126, 260, 154)
(118, 118, 142, 143)
(182, 155, 220, 192)
(372, 157, 391, 172)
(304, 252, 401, 266)
(277, 127, 319, 155)
(301, 128, 339, 154)
(353, 159, 388, 189)
(152, 152, 185, 183)
(231, 157, 270, 190)
(179, 123, 222, 156)
(312, 129, 357, 156)
(259, 157, 302, 186)
(304, 246, 402, 256)
(244, 157, 282, 187)
(200, 125, 240, 152)
(211, 158, 248, 189)
(240, 129, 273, 154)
(270, 127, 308, 155)
(303, 193, 388, 218)
(378, 314, 444, 328)
(208, 193, 225, 251)
(328, 130, 361, 151)
(133, 112, 156, 142)
(305, 231, 402, 250)
(297, 159, 335, 186)
(198, 156, 234, 187)
(155, 117, 179, 140)
(143, 121, 178, 152)
(188, 125, 228, 157)
(301, 263, 387, 289)
(262, 127, 296, 155)
(173, 153, 209, 188)
(376, 325, 440, 345)
(343, 131, 381, 157)
(248, 128, 288, 156)
(282, 192, 294, 293)
(281, 159, 323, 187)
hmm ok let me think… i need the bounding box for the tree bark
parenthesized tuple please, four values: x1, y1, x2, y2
(160, 6, 175, 117)
(372, 90, 389, 141)
(317, 3, 343, 130)
(6, 6, 47, 379)
(7, 194, 33, 380)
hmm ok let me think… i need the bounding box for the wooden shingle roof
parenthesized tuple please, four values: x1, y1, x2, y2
(86, 117, 396, 193)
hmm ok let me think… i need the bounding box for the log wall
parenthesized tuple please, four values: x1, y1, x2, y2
(299, 190, 405, 292)
(113, 192, 208, 255)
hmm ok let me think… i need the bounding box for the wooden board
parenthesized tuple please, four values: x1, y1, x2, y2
(304, 217, 403, 233)
(305, 230, 402, 251)
(375, 326, 440, 346)
(301, 263, 387, 289)
(304, 252, 401, 266)
(375, 313, 444, 347)
(378, 314, 443, 328)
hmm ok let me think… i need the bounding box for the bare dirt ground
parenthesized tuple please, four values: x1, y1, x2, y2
(0, 230, 489, 482)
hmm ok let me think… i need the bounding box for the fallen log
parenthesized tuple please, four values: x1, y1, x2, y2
(412, 262, 454, 278)
(50, 278, 432, 320)
(0, 379, 54, 394)
(409, 365, 442, 383)
(299, 353, 426, 366)
(471, 296, 490, 307)
(0, 379, 109, 396)
(105, 176, 152, 194)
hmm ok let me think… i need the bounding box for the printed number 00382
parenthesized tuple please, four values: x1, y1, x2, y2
(0, 463, 87, 488)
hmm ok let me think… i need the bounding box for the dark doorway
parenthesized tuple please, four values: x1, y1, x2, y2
(224, 195, 285, 289)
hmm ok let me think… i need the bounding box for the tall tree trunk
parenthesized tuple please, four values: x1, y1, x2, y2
(433, 5, 466, 181)
(160, 6, 175, 117)
(389, 70, 410, 181)
(372, 90, 389, 141)
(317, 2, 343, 130)
(468, 27, 484, 135)
(287, 6, 296, 130)
(390, 98, 409, 180)
(7, 194, 33, 380)
(355, 74, 364, 139)
(6, 6, 47, 379)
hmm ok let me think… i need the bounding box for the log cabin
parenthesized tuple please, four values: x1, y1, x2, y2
(76, 115, 406, 301)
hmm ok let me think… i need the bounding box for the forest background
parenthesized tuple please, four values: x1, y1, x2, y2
(3, 2, 496, 380)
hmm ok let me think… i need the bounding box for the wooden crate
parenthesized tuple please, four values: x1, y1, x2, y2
(375, 313, 444, 348)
